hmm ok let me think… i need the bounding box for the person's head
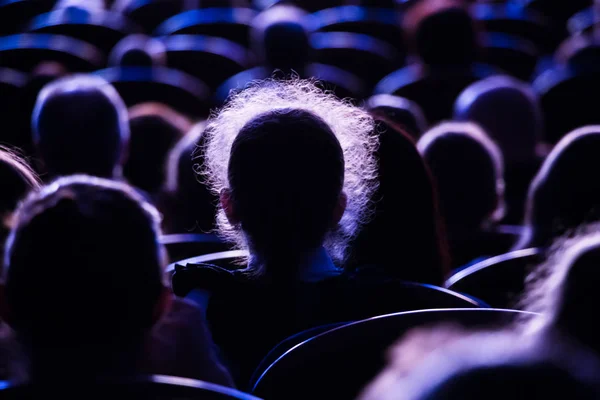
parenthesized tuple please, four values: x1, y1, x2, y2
(522, 228, 600, 356)
(454, 76, 543, 165)
(0, 148, 41, 258)
(109, 35, 167, 68)
(360, 330, 600, 400)
(32, 75, 129, 179)
(418, 122, 505, 232)
(348, 118, 449, 284)
(366, 95, 428, 139)
(204, 79, 377, 277)
(2, 175, 165, 378)
(251, 5, 311, 73)
(123, 102, 190, 194)
(403, 0, 479, 67)
(164, 122, 219, 234)
(517, 126, 600, 250)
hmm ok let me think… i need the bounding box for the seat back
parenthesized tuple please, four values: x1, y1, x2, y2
(252, 308, 534, 399)
(0, 375, 262, 399)
(28, 8, 142, 53)
(116, 0, 188, 32)
(311, 31, 403, 85)
(0, 34, 105, 72)
(160, 233, 231, 262)
(166, 250, 249, 274)
(0, 0, 56, 36)
(308, 6, 404, 52)
(93, 66, 211, 118)
(155, 8, 257, 47)
(161, 35, 251, 89)
(445, 248, 543, 309)
(479, 32, 540, 80)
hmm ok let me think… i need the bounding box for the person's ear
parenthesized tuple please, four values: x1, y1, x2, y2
(332, 192, 347, 226)
(220, 188, 239, 225)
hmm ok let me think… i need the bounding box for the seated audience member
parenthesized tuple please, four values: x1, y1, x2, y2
(360, 330, 600, 400)
(215, 5, 366, 103)
(515, 126, 600, 251)
(123, 102, 190, 196)
(0, 148, 40, 272)
(172, 79, 378, 384)
(31, 75, 129, 180)
(454, 76, 546, 224)
(522, 227, 600, 357)
(366, 94, 428, 139)
(376, 0, 492, 123)
(109, 35, 167, 68)
(418, 122, 508, 269)
(347, 118, 450, 285)
(163, 122, 218, 234)
(2, 175, 232, 385)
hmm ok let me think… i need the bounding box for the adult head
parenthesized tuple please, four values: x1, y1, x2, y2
(3, 175, 165, 379)
(403, 0, 479, 68)
(204, 79, 377, 278)
(454, 75, 543, 165)
(360, 330, 600, 400)
(0, 148, 41, 264)
(348, 119, 449, 284)
(522, 229, 600, 356)
(516, 126, 600, 250)
(109, 35, 167, 68)
(32, 74, 129, 179)
(366, 95, 428, 139)
(123, 102, 190, 194)
(418, 122, 505, 232)
(250, 5, 311, 73)
(164, 122, 219, 234)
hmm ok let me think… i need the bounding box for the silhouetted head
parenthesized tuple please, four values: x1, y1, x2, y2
(164, 122, 219, 234)
(109, 35, 167, 68)
(454, 76, 543, 165)
(418, 122, 505, 232)
(204, 79, 377, 277)
(361, 330, 600, 400)
(517, 127, 600, 250)
(123, 102, 190, 195)
(348, 119, 449, 284)
(404, 0, 478, 67)
(32, 75, 129, 179)
(367, 95, 428, 139)
(3, 175, 165, 379)
(522, 230, 600, 356)
(251, 5, 311, 73)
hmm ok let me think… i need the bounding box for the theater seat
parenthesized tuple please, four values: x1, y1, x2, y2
(27, 7, 143, 54)
(114, 0, 188, 33)
(214, 64, 368, 105)
(160, 233, 232, 263)
(445, 248, 543, 309)
(0, 0, 56, 36)
(252, 308, 535, 399)
(311, 31, 403, 85)
(307, 6, 404, 52)
(166, 250, 249, 274)
(471, 2, 559, 54)
(0, 375, 261, 399)
(93, 66, 211, 118)
(160, 35, 251, 90)
(479, 32, 540, 81)
(154, 8, 257, 48)
(0, 34, 105, 72)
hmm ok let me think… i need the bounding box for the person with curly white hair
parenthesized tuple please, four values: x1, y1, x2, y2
(171, 78, 378, 385)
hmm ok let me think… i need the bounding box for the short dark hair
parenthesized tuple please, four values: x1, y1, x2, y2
(32, 75, 129, 179)
(4, 175, 164, 370)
